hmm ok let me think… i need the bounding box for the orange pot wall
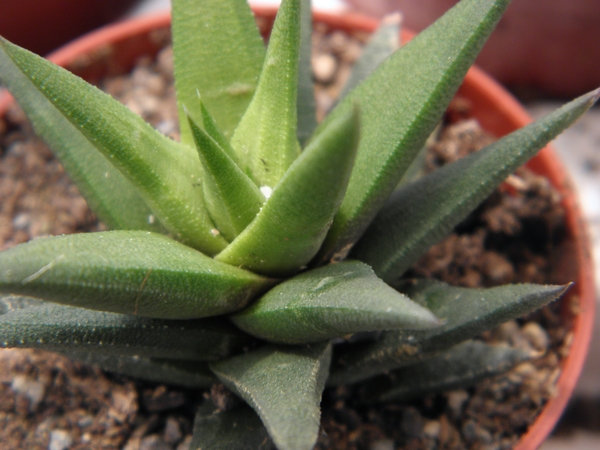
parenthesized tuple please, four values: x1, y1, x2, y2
(346, 0, 600, 97)
(0, 9, 595, 450)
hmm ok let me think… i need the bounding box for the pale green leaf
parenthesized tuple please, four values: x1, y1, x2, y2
(0, 302, 252, 360)
(0, 37, 228, 254)
(173, 0, 265, 145)
(231, 0, 302, 187)
(216, 108, 360, 277)
(231, 261, 439, 344)
(360, 341, 533, 403)
(338, 13, 401, 102)
(188, 113, 265, 242)
(0, 231, 273, 319)
(0, 39, 164, 233)
(199, 98, 239, 163)
(296, 0, 317, 146)
(353, 90, 600, 281)
(210, 342, 331, 450)
(191, 403, 275, 450)
(328, 281, 567, 385)
(315, 0, 512, 263)
(65, 351, 217, 388)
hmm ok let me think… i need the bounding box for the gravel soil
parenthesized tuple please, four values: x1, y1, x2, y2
(0, 24, 577, 450)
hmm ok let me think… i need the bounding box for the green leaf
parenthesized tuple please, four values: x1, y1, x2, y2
(231, 261, 439, 344)
(199, 98, 239, 163)
(0, 37, 228, 254)
(0, 38, 164, 233)
(315, 0, 512, 263)
(296, 0, 317, 146)
(64, 351, 217, 388)
(0, 302, 252, 360)
(338, 13, 401, 102)
(328, 280, 567, 386)
(0, 231, 273, 319)
(210, 342, 332, 450)
(172, 0, 265, 145)
(359, 341, 533, 403)
(191, 403, 275, 450)
(231, 0, 302, 188)
(188, 113, 265, 242)
(216, 108, 360, 277)
(353, 90, 600, 281)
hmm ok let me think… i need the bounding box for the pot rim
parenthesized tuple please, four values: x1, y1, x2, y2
(0, 8, 595, 450)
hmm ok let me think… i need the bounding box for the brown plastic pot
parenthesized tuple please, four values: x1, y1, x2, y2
(0, 9, 595, 450)
(0, 0, 138, 56)
(346, 0, 600, 98)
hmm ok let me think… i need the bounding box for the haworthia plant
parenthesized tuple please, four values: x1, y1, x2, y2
(0, 0, 597, 448)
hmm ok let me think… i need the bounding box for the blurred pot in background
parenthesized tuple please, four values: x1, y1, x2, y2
(0, 0, 138, 55)
(346, 0, 600, 98)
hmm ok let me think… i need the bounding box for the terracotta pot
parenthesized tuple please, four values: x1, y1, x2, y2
(0, 9, 595, 449)
(0, 0, 138, 55)
(346, 0, 600, 98)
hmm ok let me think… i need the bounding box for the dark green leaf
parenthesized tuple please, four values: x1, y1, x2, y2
(173, 0, 265, 145)
(296, 0, 317, 146)
(217, 108, 360, 277)
(353, 90, 600, 281)
(338, 13, 401, 102)
(360, 341, 533, 403)
(231, 261, 439, 344)
(210, 342, 332, 450)
(65, 351, 217, 388)
(0, 302, 253, 360)
(231, 0, 302, 188)
(0, 39, 165, 233)
(188, 113, 265, 242)
(191, 403, 275, 450)
(315, 0, 512, 263)
(0, 231, 273, 319)
(328, 280, 567, 385)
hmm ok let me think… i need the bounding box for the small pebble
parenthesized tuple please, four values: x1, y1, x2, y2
(48, 430, 73, 450)
(522, 322, 549, 352)
(109, 384, 138, 423)
(446, 390, 469, 417)
(11, 374, 45, 412)
(12, 213, 30, 230)
(370, 438, 394, 450)
(163, 416, 183, 445)
(462, 420, 493, 444)
(423, 420, 441, 439)
(312, 53, 337, 84)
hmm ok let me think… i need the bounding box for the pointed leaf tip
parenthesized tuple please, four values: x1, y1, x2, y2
(188, 113, 264, 242)
(354, 91, 600, 281)
(328, 280, 567, 386)
(217, 107, 360, 277)
(210, 342, 332, 450)
(231, 0, 302, 187)
(316, 0, 514, 262)
(231, 261, 439, 344)
(0, 231, 272, 319)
